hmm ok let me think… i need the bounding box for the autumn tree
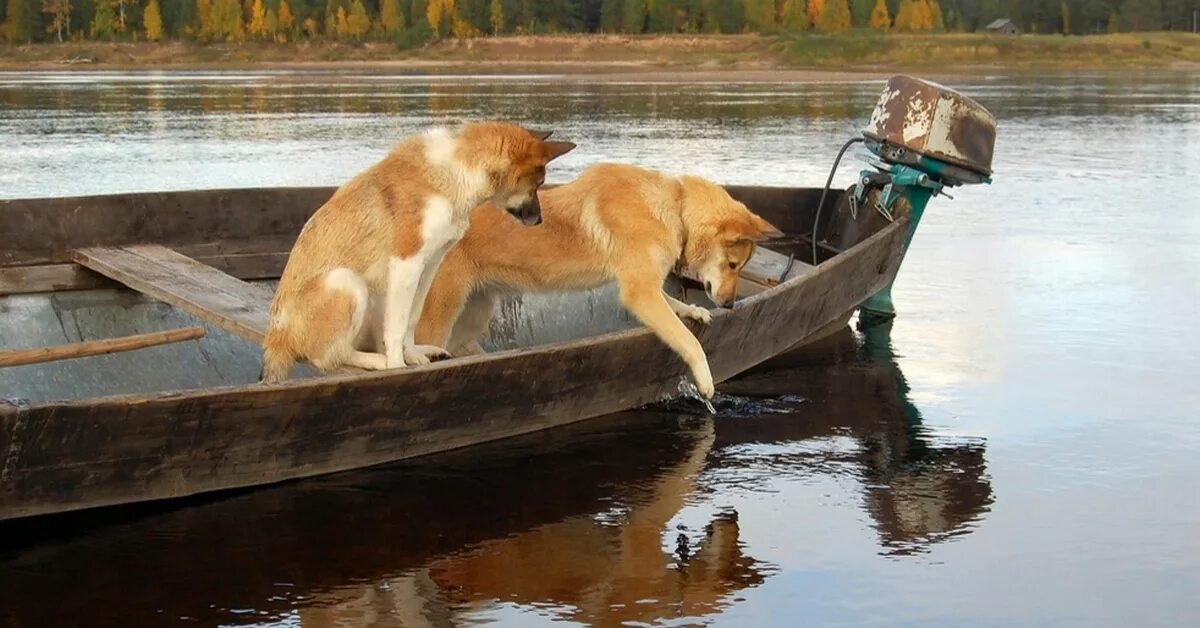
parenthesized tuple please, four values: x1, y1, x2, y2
(211, 0, 245, 40)
(380, 0, 404, 33)
(278, 0, 295, 36)
(41, 0, 70, 42)
(914, 0, 931, 30)
(426, 0, 458, 35)
(248, 0, 268, 38)
(781, 0, 807, 29)
(197, 0, 214, 38)
(144, 0, 165, 40)
(892, 0, 915, 30)
(1107, 9, 1119, 31)
(921, 0, 940, 29)
(347, 0, 369, 38)
(816, 0, 851, 30)
(1060, 0, 1069, 32)
(867, 0, 889, 29)
(807, 0, 825, 27)
(335, 5, 348, 36)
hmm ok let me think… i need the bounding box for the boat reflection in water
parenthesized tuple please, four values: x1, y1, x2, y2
(719, 322, 993, 557)
(0, 324, 991, 627)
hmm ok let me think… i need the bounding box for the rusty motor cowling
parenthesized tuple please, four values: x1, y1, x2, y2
(862, 75, 996, 186)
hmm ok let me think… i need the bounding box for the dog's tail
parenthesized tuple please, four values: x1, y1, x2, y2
(259, 330, 295, 384)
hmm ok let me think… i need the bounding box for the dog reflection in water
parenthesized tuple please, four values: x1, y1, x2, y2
(295, 421, 766, 627)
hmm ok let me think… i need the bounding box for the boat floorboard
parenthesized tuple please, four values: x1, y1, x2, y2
(72, 245, 273, 344)
(679, 245, 814, 297)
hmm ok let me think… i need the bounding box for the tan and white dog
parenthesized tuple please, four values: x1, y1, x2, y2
(260, 122, 575, 383)
(415, 163, 781, 399)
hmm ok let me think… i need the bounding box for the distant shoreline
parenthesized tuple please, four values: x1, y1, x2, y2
(3, 33, 1198, 75)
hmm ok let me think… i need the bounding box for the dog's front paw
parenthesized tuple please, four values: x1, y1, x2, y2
(680, 305, 712, 325)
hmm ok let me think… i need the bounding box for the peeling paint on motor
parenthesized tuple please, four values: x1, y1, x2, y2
(863, 75, 996, 177)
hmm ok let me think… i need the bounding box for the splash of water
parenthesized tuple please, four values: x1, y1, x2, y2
(677, 378, 717, 415)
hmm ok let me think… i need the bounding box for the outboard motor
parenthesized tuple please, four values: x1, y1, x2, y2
(850, 76, 997, 327)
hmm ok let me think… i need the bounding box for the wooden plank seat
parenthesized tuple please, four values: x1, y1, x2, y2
(72, 245, 273, 344)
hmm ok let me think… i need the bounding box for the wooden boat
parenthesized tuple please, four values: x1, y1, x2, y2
(0, 182, 911, 522)
(0, 77, 996, 522)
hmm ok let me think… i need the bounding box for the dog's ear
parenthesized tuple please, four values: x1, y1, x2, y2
(529, 129, 554, 140)
(748, 213, 783, 240)
(544, 141, 576, 161)
(725, 213, 782, 243)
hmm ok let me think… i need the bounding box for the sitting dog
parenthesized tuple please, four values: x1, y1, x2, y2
(415, 163, 781, 399)
(260, 123, 575, 382)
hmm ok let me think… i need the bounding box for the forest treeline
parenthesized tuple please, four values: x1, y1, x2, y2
(4, 0, 1197, 45)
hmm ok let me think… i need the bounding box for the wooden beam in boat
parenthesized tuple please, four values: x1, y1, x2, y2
(72, 245, 273, 344)
(738, 247, 815, 295)
(0, 251, 290, 296)
(0, 187, 332, 267)
(0, 327, 205, 368)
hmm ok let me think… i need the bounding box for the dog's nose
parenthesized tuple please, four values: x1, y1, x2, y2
(524, 213, 543, 226)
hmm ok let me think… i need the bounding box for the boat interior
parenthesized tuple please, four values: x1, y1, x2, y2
(0, 183, 894, 404)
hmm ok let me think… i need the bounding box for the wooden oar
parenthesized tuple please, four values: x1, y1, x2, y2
(0, 327, 206, 368)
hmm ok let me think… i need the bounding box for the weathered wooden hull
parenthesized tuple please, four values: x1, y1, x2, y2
(0, 184, 910, 521)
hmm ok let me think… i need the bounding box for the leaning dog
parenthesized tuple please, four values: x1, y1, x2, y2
(414, 163, 781, 399)
(260, 122, 576, 382)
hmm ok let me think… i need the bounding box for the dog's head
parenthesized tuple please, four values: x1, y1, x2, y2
(681, 176, 782, 308)
(458, 123, 575, 226)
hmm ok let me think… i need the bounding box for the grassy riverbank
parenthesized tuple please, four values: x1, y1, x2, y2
(2, 32, 1198, 74)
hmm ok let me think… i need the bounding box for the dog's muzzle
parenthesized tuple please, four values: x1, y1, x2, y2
(705, 281, 735, 309)
(507, 196, 543, 226)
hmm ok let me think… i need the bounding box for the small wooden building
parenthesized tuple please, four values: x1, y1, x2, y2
(985, 18, 1020, 35)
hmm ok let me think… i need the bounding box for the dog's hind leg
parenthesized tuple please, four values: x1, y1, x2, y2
(617, 271, 715, 399)
(447, 290, 497, 356)
(414, 248, 476, 352)
(307, 268, 387, 373)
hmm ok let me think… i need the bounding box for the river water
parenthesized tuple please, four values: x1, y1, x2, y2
(1, 70, 1198, 626)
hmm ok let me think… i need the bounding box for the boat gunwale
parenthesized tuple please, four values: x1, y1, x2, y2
(2, 216, 910, 413)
